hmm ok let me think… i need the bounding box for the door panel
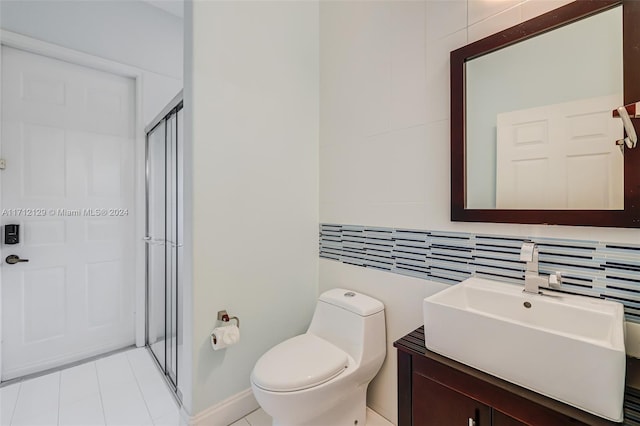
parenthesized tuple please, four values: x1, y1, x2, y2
(1, 46, 136, 380)
(413, 373, 492, 426)
(496, 94, 623, 209)
(86, 260, 122, 328)
(23, 267, 66, 342)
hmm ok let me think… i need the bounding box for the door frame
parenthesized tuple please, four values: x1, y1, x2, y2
(0, 30, 148, 378)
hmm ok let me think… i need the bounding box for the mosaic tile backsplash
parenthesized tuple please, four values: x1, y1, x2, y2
(319, 223, 640, 323)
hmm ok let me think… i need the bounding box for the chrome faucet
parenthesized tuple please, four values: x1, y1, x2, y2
(520, 242, 561, 294)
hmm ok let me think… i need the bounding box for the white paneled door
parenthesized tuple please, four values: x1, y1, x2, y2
(496, 94, 624, 210)
(0, 46, 136, 380)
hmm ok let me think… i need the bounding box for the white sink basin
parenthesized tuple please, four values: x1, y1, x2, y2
(423, 276, 626, 421)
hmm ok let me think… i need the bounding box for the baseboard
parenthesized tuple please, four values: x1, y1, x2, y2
(181, 388, 259, 426)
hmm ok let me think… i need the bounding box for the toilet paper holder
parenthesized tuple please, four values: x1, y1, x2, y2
(212, 310, 240, 346)
(217, 310, 240, 328)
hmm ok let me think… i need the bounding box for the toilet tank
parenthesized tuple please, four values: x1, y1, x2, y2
(308, 289, 386, 369)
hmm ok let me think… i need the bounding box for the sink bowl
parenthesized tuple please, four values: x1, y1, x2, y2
(423, 276, 626, 421)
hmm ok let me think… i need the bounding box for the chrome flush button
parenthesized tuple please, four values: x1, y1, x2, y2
(344, 291, 356, 297)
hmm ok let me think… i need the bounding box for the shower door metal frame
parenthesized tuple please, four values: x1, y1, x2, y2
(144, 91, 183, 397)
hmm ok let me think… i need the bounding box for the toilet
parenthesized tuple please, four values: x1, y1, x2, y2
(250, 288, 386, 426)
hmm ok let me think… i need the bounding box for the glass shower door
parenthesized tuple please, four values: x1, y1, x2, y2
(165, 110, 179, 387)
(147, 122, 167, 371)
(146, 99, 182, 393)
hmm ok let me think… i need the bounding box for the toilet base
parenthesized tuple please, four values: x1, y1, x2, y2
(271, 385, 367, 426)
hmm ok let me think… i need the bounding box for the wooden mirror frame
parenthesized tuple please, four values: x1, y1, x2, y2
(451, 0, 640, 227)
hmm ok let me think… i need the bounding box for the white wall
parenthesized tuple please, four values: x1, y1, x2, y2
(319, 0, 640, 423)
(186, 0, 319, 417)
(0, 0, 182, 125)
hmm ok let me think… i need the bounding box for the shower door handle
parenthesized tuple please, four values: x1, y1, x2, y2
(6, 255, 29, 264)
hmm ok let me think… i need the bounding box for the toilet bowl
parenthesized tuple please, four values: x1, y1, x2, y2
(250, 288, 386, 426)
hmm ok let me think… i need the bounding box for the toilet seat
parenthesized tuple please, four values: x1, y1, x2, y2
(251, 334, 348, 392)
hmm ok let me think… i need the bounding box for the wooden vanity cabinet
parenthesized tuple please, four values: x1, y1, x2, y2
(493, 411, 528, 426)
(413, 372, 531, 426)
(413, 373, 493, 425)
(395, 327, 619, 426)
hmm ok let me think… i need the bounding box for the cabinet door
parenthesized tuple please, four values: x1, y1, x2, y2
(493, 410, 527, 426)
(413, 373, 492, 426)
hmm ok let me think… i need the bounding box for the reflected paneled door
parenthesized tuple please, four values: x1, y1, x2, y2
(0, 47, 136, 380)
(496, 94, 623, 210)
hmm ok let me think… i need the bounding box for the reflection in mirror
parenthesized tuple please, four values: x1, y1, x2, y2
(465, 5, 623, 210)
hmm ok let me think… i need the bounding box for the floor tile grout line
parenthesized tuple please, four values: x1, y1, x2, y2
(131, 348, 182, 422)
(96, 350, 143, 425)
(8, 382, 22, 426)
(125, 349, 156, 424)
(57, 372, 62, 426)
(93, 362, 108, 426)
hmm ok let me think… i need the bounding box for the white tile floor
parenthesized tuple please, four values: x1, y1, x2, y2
(0, 348, 394, 426)
(231, 407, 394, 426)
(0, 347, 181, 426)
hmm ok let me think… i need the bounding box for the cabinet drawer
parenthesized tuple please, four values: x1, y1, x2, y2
(413, 373, 491, 426)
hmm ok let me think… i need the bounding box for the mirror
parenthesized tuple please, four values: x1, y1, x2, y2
(451, 0, 640, 227)
(467, 7, 622, 210)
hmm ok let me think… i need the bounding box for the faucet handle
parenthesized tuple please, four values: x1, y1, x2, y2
(548, 272, 562, 289)
(520, 241, 536, 262)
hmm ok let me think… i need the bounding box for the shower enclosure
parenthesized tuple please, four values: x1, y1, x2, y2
(145, 92, 183, 397)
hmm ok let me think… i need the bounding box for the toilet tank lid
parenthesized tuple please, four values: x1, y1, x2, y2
(319, 288, 384, 316)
